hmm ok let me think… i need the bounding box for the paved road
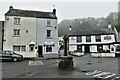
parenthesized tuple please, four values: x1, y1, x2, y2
(1, 54, 120, 79)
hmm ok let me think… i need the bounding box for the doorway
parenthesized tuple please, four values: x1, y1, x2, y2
(85, 44, 90, 54)
(38, 46, 43, 57)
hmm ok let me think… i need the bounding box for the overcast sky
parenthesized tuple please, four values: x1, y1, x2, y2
(0, 0, 119, 23)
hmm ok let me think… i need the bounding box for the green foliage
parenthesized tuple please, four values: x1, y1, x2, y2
(58, 12, 118, 37)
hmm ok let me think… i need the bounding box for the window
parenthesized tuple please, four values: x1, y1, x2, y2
(77, 36, 82, 42)
(13, 29, 20, 36)
(47, 20, 51, 26)
(96, 35, 101, 42)
(104, 36, 111, 40)
(21, 46, 26, 51)
(47, 30, 51, 38)
(77, 45, 82, 52)
(14, 18, 21, 25)
(97, 45, 103, 52)
(46, 45, 52, 52)
(13, 45, 20, 51)
(86, 36, 91, 42)
(13, 45, 26, 51)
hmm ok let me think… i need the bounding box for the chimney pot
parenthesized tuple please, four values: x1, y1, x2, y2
(53, 9, 56, 15)
(9, 6, 13, 10)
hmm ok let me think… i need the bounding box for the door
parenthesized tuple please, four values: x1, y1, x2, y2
(38, 46, 43, 57)
(85, 45, 90, 54)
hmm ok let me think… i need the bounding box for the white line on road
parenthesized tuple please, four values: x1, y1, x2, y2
(86, 70, 102, 75)
(28, 61, 43, 66)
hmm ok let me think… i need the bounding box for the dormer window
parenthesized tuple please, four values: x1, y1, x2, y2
(14, 18, 21, 25)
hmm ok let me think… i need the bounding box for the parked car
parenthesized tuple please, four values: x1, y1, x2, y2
(69, 50, 84, 57)
(0, 50, 23, 62)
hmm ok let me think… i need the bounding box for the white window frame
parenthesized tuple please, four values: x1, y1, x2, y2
(14, 18, 21, 25)
(46, 30, 52, 38)
(13, 45, 26, 52)
(13, 29, 20, 36)
(46, 45, 52, 52)
(46, 20, 52, 26)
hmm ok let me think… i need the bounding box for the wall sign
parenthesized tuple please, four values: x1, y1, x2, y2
(104, 36, 111, 40)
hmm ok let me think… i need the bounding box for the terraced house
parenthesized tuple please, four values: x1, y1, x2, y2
(69, 24, 119, 57)
(3, 6, 58, 58)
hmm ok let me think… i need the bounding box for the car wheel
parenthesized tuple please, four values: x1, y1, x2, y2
(13, 57, 18, 62)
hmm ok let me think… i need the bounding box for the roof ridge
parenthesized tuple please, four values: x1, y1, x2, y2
(13, 9, 52, 13)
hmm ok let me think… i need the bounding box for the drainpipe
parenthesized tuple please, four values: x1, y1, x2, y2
(2, 21, 4, 50)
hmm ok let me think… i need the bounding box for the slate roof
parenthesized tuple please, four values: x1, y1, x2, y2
(70, 28, 114, 36)
(5, 8, 57, 19)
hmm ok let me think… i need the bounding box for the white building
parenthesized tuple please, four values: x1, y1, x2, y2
(3, 6, 58, 58)
(69, 28, 116, 57)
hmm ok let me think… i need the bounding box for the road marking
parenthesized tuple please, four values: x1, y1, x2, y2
(93, 72, 111, 77)
(86, 70, 102, 75)
(103, 73, 116, 79)
(86, 70, 120, 80)
(28, 61, 43, 66)
(111, 75, 120, 80)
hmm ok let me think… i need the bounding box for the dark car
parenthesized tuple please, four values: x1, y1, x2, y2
(0, 50, 23, 62)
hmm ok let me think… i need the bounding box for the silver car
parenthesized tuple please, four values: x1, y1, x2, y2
(0, 50, 23, 62)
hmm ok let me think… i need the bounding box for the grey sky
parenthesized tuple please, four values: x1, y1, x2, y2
(0, 0, 119, 23)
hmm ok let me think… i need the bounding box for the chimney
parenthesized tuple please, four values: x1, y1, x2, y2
(9, 6, 13, 10)
(108, 22, 112, 29)
(53, 9, 56, 15)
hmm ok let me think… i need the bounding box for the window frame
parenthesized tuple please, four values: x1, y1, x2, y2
(14, 18, 21, 25)
(13, 29, 20, 36)
(13, 45, 26, 52)
(46, 45, 52, 52)
(13, 45, 21, 51)
(86, 35, 91, 42)
(46, 20, 52, 26)
(95, 35, 101, 42)
(46, 30, 52, 38)
(77, 36, 82, 42)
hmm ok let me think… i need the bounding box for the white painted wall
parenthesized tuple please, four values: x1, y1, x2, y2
(90, 45, 97, 52)
(69, 34, 115, 53)
(91, 36, 95, 42)
(103, 45, 109, 50)
(101, 35, 115, 43)
(69, 45, 77, 51)
(3, 16, 37, 58)
(69, 37, 76, 44)
(36, 18, 58, 55)
(82, 36, 86, 43)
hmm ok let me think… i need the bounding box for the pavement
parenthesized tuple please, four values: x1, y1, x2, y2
(1, 54, 120, 79)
